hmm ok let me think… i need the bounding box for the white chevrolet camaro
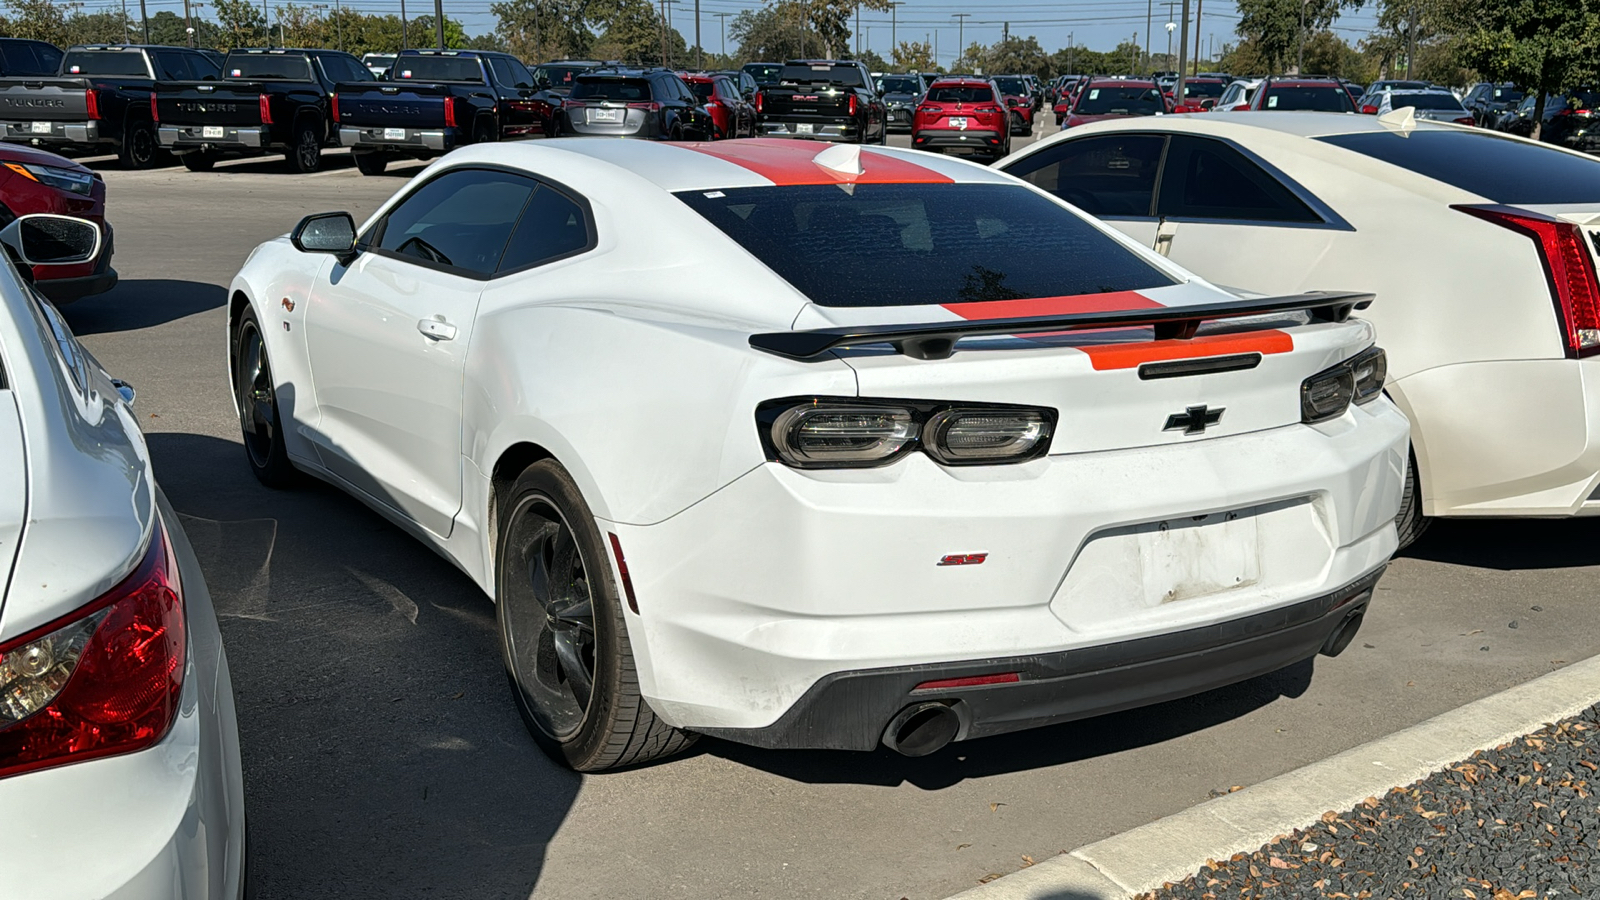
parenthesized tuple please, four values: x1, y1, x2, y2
(1000, 112, 1600, 545)
(0, 216, 244, 895)
(227, 138, 1407, 770)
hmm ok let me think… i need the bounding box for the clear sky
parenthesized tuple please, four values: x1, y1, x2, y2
(97, 0, 1384, 64)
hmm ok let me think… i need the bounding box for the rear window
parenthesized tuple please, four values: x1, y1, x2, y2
(393, 55, 484, 83)
(744, 63, 783, 85)
(676, 183, 1176, 307)
(535, 64, 589, 89)
(780, 64, 866, 88)
(1388, 92, 1463, 111)
(1182, 80, 1225, 99)
(1319, 130, 1600, 204)
(224, 53, 313, 81)
(687, 80, 714, 101)
(570, 76, 651, 101)
(927, 85, 995, 104)
(1493, 86, 1523, 102)
(1075, 85, 1164, 115)
(1261, 85, 1352, 111)
(878, 75, 920, 94)
(993, 77, 1027, 95)
(62, 50, 149, 77)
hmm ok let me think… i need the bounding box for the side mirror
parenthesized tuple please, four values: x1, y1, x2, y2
(1200, 98, 1216, 109)
(0, 214, 101, 266)
(291, 211, 358, 262)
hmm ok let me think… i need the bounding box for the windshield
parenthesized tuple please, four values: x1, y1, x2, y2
(1389, 92, 1463, 111)
(363, 54, 395, 64)
(676, 183, 1175, 307)
(392, 55, 484, 83)
(1181, 80, 1225, 99)
(1075, 85, 1165, 115)
(224, 53, 313, 81)
(1320, 130, 1600, 204)
(62, 50, 149, 77)
(1492, 86, 1523, 102)
(993, 77, 1027, 95)
(878, 75, 921, 94)
(779, 64, 866, 87)
(1261, 85, 1352, 111)
(744, 63, 783, 85)
(570, 76, 650, 101)
(927, 85, 995, 104)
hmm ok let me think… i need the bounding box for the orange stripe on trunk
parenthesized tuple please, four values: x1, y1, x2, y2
(1080, 331, 1294, 370)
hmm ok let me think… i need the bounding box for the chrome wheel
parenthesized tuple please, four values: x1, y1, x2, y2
(294, 126, 320, 172)
(236, 322, 277, 470)
(501, 495, 597, 741)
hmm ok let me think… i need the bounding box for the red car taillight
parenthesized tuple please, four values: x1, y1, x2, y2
(975, 106, 1001, 115)
(0, 523, 186, 781)
(148, 92, 157, 123)
(85, 89, 101, 121)
(331, 93, 340, 123)
(848, 94, 858, 116)
(1453, 115, 1475, 125)
(443, 96, 457, 128)
(258, 92, 273, 125)
(1457, 204, 1600, 357)
(1361, 104, 1378, 114)
(754, 91, 763, 114)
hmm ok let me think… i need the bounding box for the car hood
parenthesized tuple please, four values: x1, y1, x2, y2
(0, 142, 92, 174)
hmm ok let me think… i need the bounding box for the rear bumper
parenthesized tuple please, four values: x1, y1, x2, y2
(1, 119, 107, 147)
(339, 125, 457, 153)
(913, 128, 1005, 152)
(159, 124, 266, 151)
(759, 119, 861, 141)
(697, 566, 1383, 750)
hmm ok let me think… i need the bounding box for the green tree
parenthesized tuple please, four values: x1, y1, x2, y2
(590, 0, 681, 65)
(6, 0, 67, 44)
(732, 2, 820, 63)
(1459, 0, 1600, 136)
(1234, 0, 1361, 72)
(974, 34, 1051, 78)
(491, 0, 592, 63)
(1300, 29, 1374, 78)
(213, 0, 267, 48)
(67, 9, 134, 44)
(891, 38, 934, 71)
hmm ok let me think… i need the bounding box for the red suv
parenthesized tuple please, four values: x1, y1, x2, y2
(681, 73, 756, 139)
(1061, 78, 1171, 129)
(0, 142, 113, 302)
(912, 77, 1010, 161)
(1248, 77, 1356, 112)
(991, 75, 1036, 136)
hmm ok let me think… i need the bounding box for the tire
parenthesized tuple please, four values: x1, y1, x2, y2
(496, 460, 695, 772)
(668, 123, 683, 142)
(118, 119, 160, 169)
(287, 120, 321, 173)
(473, 117, 494, 145)
(352, 150, 387, 176)
(181, 151, 216, 172)
(232, 309, 297, 488)
(1395, 451, 1431, 550)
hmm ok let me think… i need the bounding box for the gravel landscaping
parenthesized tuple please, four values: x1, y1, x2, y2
(1141, 704, 1600, 899)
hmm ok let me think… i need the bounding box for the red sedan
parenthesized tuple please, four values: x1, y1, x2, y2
(0, 142, 114, 302)
(1060, 78, 1171, 129)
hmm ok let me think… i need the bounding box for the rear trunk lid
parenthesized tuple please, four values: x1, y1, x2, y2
(0, 78, 93, 123)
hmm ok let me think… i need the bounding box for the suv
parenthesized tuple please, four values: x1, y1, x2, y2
(991, 75, 1036, 135)
(681, 72, 755, 139)
(559, 68, 712, 140)
(1249, 76, 1356, 112)
(1462, 82, 1524, 127)
(1354, 80, 1430, 113)
(912, 76, 1009, 160)
(876, 72, 924, 132)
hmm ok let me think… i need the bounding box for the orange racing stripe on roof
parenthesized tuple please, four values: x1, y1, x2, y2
(679, 140, 954, 186)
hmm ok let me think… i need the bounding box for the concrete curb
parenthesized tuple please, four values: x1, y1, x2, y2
(942, 652, 1600, 900)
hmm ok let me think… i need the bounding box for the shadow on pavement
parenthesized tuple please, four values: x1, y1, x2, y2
(60, 279, 226, 335)
(706, 658, 1316, 790)
(148, 431, 577, 899)
(1400, 516, 1600, 569)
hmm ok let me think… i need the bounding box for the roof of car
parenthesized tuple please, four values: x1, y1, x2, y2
(1263, 78, 1346, 88)
(1087, 77, 1158, 87)
(1056, 109, 1466, 141)
(929, 76, 995, 86)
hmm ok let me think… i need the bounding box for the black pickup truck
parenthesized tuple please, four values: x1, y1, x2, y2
(153, 47, 372, 172)
(757, 59, 887, 144)
(0, 44, 220, 168)
(333, 49, 555, 175)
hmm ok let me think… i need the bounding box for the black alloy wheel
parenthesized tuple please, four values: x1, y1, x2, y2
(473, 117, 495, 144)
(181, 150, 216, 171)
(289, 121, 321, 173)
(233, 310, 296, 487)
(352, 150, 387, 176)
(497, 461, 695, 771)
(119, 120, 159, 169)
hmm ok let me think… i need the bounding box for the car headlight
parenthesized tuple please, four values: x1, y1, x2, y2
(5, 162, 95, 196)
(1301, 346, 1386, 424)
(759, 398, 1056, 468)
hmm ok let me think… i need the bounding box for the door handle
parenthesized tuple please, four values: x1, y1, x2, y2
(417, 317, 457, 341)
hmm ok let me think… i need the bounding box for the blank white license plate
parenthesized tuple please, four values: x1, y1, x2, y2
(383, 127, 406, 140)
(202, 126, 225, 138)
(795, 123, 814, 134)
(950, 117, 968, 129)
(590, 108, 621, 122)
(30, 121, 49, 133)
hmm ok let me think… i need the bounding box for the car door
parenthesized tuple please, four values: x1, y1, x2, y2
(1000, 133, 1166, 248)
(303, 167, 541, 537)
(1152, 134, 1346, 295)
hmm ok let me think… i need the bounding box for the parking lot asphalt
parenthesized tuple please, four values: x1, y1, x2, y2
(55, 125, 1600, 900)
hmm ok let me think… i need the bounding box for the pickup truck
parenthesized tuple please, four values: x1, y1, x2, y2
(756, 59, 887, 144)
(0, 44, 220, 168)
(334, 49, 555, 175)
(152, 47, 372, 172)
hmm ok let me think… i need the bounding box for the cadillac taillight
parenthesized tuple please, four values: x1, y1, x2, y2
(0, 522, 186, 780)
(1457, 204, 1600, 357)
(258, 92, 273, 124)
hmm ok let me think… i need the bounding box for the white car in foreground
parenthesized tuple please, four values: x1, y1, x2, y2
(227, 138, 1406, 770)
(0, 216, 244, 896)
(1000, 113, 1600, 544)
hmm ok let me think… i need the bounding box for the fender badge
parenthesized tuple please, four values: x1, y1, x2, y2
(280, 297, 296, 312)
(938, 553, 987, 567)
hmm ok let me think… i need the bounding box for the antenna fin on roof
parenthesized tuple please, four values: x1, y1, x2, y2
(1377, 105, 1416, 134)
(813, 143, 864, 176)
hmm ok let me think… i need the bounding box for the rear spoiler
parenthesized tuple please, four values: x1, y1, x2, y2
(749, 291, 1374, 361)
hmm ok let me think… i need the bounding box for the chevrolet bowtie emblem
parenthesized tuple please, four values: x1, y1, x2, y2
(1164, 405, 1224, 435)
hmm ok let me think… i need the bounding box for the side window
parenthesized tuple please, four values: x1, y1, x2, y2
(374, 168, 541, 277)
(487, 58, 511, 87)
(1156, 135, 1321, 223)
(1, 43, 40, 76)
(1003, 134, 1165, 218)
(498, 184, 593, 273)
(186, 50, 220, 79)
(152, 51, 189, 80)
(35, 42, 62, 75)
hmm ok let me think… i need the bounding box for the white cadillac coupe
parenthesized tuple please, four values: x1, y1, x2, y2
(226, 138, 1407, 770)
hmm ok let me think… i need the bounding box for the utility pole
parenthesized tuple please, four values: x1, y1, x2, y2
(183, 0, 193, 46)
(334, 0, 342, 51)
(660, 0, 669, 66)
(1174, 0, 1189, 105)
(1143, 0, 1152, 74)
(260, 0, 268, 44)
(855, 2, 860, 56)
(1164, 2, 1176, 66)
(1193, 0, 1202, 73)
(951, 13, 968, 69)
(433, 0, 444, 49)
(1297, 0, 1305, 73)
(714, 11, 730, 62)
(120, 0, 128, 43)
(888, 2, 901, 58)
(1131, 31, 1138, 75)
(1405, 1, 1418, 78)
(139, 0, 149, 43)
(694, 0, 701, 68)
(932, 30, 936, 70)
(400, 0, 407, 51)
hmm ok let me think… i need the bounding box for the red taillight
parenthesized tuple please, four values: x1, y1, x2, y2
(848, 94, 858, 116)
(331, 93, 340, 123)
(258, 92, 272, 125)
(607, 533, 638, 614)
(975, 106, 1001, 115)
(913, 673, 1020, 692)
(149, 92, 157, 123)
(85, 89, 101, 121)
(564, 100, 588, 109)
(754, 91, 763, 114)
(443, 96, 457, 128)
(0, 523, 185, 781)
(1454, 115, 1475, 125)
(1361, 104, 1378, 114)
(1457, 204, 1600, 357)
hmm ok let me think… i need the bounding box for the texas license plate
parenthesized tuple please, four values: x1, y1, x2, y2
(590, 108, 621, 122)
(383, 127, 406, 140)
(795, 123, 814, 134)
(202, 126, 224, 138)
(30, 121, 49, 133)
(951, 117, 968, 129)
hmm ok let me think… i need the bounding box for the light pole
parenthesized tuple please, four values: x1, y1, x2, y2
(183, 0, 193, 45)
(1297, 0, 1305, 73)
(694, 0, 701, 68)
(888, 1, 901, 60)
(1175, 0, 1189, 105)
(951, 12, 968, 70)
(1144, 0, 1152, 74)
(433, 0, 443, 48)
(399, 0, 407, 51)
(714, 11, 730, 62)
(1164, 19, 1175, 67)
